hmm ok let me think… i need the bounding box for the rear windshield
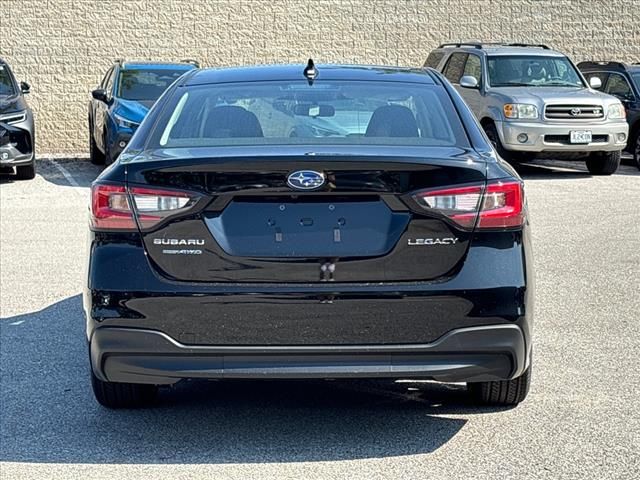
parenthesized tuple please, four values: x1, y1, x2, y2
(118, 68, 191, 102)
(0, 65, 16, 96)
(488, 55, 585, 88)
(148, 80, 469, 148)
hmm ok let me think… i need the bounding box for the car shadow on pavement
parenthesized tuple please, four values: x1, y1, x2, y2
(37, 158, 102, 188)
(1, 159, 101, 187)
(0, 295, 508, 465)
(515, 158, 640, 180)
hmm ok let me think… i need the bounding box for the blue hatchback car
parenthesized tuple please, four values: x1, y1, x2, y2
(88, 60, 198, 165)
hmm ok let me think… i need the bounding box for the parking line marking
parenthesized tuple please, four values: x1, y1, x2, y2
(49, 159, 86, 198)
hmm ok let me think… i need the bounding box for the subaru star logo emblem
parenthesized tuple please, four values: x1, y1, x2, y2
(287, 170, 326, 190)
(570, 108, 582, 116)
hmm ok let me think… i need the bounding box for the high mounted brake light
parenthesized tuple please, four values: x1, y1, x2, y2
(90, 184, 199, 231)
(412, 180, 525, 230)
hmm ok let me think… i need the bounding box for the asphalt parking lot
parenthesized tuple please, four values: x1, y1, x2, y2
(1, 158, 639, 480)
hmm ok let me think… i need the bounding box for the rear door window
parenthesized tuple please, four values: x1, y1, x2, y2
(425, 51, 445, 69)
(443, 53, 468, 84)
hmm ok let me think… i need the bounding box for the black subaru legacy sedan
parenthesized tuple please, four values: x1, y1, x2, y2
(85, 62, 533, 408)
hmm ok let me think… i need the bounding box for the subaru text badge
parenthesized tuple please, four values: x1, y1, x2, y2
(287, 170, 326, 190)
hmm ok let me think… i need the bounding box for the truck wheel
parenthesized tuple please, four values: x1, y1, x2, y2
(15, 162, 36, 180)
(91, 370, 157, 409)
(468, 366, 531, 406)
(483, 122, 513, 162)
(89, 130, 105, 165)
(585, 151, 621, 175)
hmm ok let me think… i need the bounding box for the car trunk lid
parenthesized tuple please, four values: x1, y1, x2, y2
(125, 146, 487, 283)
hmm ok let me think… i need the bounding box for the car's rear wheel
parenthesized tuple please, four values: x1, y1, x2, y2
(91, 370, 157, 409)
(15, 162, 36, 180)
(468, 366, 531, 406)
(585, 150, 621, 175)
(483, 122, 513, 162)
(89, 126, 105, 165)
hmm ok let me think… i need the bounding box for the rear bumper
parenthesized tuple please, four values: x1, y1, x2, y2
(85, 228, 534, 383)
(497, 119, 628, 153)
(90, 324, 527, 384)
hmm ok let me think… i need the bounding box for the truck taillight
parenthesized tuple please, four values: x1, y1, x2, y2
(412, 180, 525, 230)
(90, 184, 199, 231)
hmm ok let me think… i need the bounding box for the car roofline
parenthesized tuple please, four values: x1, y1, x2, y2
(577, 61, 638, 72)
(435, 44, 567, 58)
(182, 63, 437, 87)
(115, 59, 200, 69)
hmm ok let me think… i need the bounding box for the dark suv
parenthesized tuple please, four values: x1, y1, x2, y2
(578, 61, 640, 169)
(0, 58, 35, 180)
(88, 60, 198, 166)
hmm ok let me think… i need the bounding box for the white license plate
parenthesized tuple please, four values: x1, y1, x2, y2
(570, 130, 592, 144)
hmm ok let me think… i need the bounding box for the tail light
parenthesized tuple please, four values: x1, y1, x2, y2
(90, 183, 199, 231)
(412, 180, 524, 230)
(477, 181, 525, 229)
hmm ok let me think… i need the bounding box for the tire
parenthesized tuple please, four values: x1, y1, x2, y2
(468, 366, 531, 406)
(633, 132, 640, 171)
(104, 134, 115, 166)
(89, 125, 105, 166)
(483, 122, 514, 162)
(585, 150, 621, 175)
(15, 161, 36, 180)
(91, 370, 157, 409)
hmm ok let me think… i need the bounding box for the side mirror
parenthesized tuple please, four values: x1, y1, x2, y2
(460, 75, 479, 89)
(20, 81, 30, 94)
(91, 88, 109, 103)
(589, 76, 602, 89)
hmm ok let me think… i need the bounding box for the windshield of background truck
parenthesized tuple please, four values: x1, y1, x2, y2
(488, 55, 584, 87)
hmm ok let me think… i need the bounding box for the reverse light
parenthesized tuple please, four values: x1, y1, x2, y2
(412, 180, 525, 230)
(503, 104, 538, 119)
(414, 185, 482, 229)
(90, 184, 199, 231)
(607, 103, 626, 120)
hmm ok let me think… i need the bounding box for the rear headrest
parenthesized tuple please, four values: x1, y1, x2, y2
(365, 105, 419, 137)
(203, 106, 264, 138)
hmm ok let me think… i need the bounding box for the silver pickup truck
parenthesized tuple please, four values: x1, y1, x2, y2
(425, 43, 629, 175)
